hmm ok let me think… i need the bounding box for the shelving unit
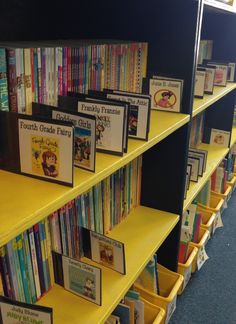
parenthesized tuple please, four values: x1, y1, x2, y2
(184, 144, 229, 210)
(192, 83, 236, 117)
(1, 0, 236, 322)
(38, 207, 179, 324)
(0, 111, 189, 247)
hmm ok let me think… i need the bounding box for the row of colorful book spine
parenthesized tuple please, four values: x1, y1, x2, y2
(0, 218, 54, 303)
(49, 156, 142, 259)
(0, 42, 148, 113)
(0, 155, 142, 303)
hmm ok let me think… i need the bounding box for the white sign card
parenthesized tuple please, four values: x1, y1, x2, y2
(105, 91, 150, 140)
(197, 245, 209, 270)
(187, 157, 200, 182)
(62, 255, 102, 305)
(0, 296, 52, 324)
(194, 70, 206, 98)
(90, 231, 126, 274)
(52, 110, 96, 172)
(210, 128, 230, 148)
(204, 66, 215, 94)
(77, 100, 125, 155)
(149, 77, 182, 112)
(18, 118, 74, 186)
(208, 63, 228, 86)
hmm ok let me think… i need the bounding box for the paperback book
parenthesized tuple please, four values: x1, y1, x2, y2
(194, 69, 206, 98)
(0, 111, 74, 186)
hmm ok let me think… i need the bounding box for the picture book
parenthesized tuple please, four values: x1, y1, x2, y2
(210, 128, 230, 148)
(135, 255, 158, 293)
(81, 228, 126, 274)
(32, 102, 96, 172)
(194, 69, 206, 98)
(0, 296, 53, 324)
(88, 89, 151, 141)
(0, 111, 74, 186)
(62, 255, 102, 305)
(143, 76, 183, 112)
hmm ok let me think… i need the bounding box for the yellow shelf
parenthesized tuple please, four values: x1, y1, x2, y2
(0, 110, 188, 247)
(37, 206, 179, 324)
(184, 143, 229, 211)
(192, 83, 236, 117)
(230, 127, 236, 147)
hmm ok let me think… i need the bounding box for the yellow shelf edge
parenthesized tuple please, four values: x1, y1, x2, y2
(192, 83, 236, 117)
(230, 127, 236, 148)
(183, 143, 229, 211)
(0, 111, 188, 246)
(37, 206, 179, 324)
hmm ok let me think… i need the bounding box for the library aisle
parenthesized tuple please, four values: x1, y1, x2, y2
(170, 190, 236, 324)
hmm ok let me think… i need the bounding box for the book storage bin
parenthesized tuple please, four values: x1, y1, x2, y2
(189, 227, 210, 273)
(197, 205, 216, 236)
(177, 245, 198, 295)
(198, 194, 224, 215)
(211, 184, 232, 201)
(227, 175, 236, 192)
(134, 264, 184, 324)
(142, 298, 166, 324)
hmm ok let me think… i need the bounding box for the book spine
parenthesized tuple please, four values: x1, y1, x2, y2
(33, 224, 46, 296)
(33, 48, 38, 103)
(65, 203, 72, 258)
(15, 48, 26, 113)
(37, 48, 42, 103)
(0, 48, 9, 111)
(7, 48, 18, 112)
(41, 48, 46, 104)
(44, 218, 55, 286)
(28, 227, 41, 299)
(23, 231, 37, 303)
(0, 245, 14, 299)
(23, 48, 32, 114)
(59, 207, 68, 255)
(30, 48, 35, 104)
(62, 47, 68, 95)
(6, 241, 20, 300)
(11, 238, 25, 302)
(16, 235, 31, 303)
(38, 222, 49, 292)
(57, 47, 63, 97)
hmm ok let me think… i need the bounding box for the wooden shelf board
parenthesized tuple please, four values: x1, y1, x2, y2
(37, 206, 179, 324)
(183, 143, 229, 210)
(230, 127, 236, 147)
(0, 110, 188, 246)
(204, 0, 236, 13)
(192, 83, 236, 117)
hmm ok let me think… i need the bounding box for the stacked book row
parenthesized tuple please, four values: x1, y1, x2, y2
(0, 41, 148, 113)
(0, 155, 142, 304)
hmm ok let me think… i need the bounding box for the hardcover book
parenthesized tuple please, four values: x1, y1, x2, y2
(32, 102, 96, 172)
(210, 128, 230, 148)
(0, 111, 74, 186)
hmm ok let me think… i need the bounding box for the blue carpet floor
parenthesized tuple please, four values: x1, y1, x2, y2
(169, 189, 236, 324)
